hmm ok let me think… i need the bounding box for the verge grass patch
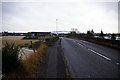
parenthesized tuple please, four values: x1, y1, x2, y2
(22, 43, 47, 78)
(2, 38, 47, 79)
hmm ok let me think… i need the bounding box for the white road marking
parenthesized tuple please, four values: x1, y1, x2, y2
(88, 49, 111, 61)
(73, 41, 76, 43)
(0, 74, 2, 80)
(116, 63, 119, 65)
(78, 43, 84, 47)
(88, 75, 91, 78)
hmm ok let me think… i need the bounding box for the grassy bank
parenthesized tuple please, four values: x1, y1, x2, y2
(67, 34, 120, 50)
(2, 43, 47, 79)
(2, 36, 59, 79)
(0, 37, 2, 48)
(45, 36, 59, 46)
(2, 36, 48, 79)
(22, 43, 47, 78)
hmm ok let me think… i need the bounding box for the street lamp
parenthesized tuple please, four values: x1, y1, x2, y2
(56, 19, 58, 36)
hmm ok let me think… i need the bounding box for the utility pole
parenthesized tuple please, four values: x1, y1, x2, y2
(56, 19, 58, 36)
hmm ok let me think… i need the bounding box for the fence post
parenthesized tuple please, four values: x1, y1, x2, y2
(30, 41, 35, 53)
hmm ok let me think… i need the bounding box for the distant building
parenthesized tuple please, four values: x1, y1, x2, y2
(94, 33, 120, 41)
(24, 32, 52, 41)
(116, 34, 120, 40)
(2, 32, 26, 36)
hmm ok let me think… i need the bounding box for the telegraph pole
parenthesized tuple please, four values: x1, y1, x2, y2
(56, 19, 58, 36)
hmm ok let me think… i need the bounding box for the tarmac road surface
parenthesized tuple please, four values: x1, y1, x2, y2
(61, 37, 120, 78)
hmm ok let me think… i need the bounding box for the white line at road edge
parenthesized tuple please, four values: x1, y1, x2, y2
(88, 49, 111, 61)
(64, 55, 77, 78)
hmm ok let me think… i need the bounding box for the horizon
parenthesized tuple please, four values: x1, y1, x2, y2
(1, 30, 120, 34)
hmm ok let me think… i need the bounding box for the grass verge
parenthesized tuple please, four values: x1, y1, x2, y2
(22, 43, 47, 78)
(45, 36, 59, 46)
(67, 35, 120, 50)
(2, 42, 47, 79)
(2, 36, 59, 79)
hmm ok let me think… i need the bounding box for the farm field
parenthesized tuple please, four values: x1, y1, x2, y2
(2, 36, 40, 60)
(2, 36, 39, 47)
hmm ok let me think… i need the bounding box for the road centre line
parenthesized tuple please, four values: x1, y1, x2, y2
(116, 63, 119, 65)
(70, 39, 111, 61)
(88, 49, 111, 61)
(73, 41, 76, 43)
(77, 43, 84, 47)
(71, 39, 85, 48)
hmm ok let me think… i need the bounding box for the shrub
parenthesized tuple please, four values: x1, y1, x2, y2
(2, 42, 47, 78)
(22, 43, 47, 77)
(2, 42, 23, 74)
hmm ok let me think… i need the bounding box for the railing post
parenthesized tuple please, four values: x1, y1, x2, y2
(31, 41, 35, 53)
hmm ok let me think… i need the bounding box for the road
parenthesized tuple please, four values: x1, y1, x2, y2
(61, 37, 120, 78)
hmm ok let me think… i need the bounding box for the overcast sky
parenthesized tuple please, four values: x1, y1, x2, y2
(1, 0, 119, 33)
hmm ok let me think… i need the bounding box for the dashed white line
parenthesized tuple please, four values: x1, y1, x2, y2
(88, 75, 91, 78)
(77, 43, 84, 47)
(88, 49, 111, 61)
(116, 63, 119, 65)
(73, 41, 76, 43)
